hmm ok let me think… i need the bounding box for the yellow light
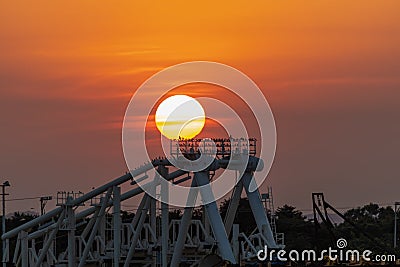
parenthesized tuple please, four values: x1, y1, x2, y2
(155, 95, 205, 139)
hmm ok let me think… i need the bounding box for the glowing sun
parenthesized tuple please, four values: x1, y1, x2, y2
(155, 95, 205, 139)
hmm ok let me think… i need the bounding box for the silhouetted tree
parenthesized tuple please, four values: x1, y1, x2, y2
(275, 205, 314, 250)
(335, 204, 396, 254)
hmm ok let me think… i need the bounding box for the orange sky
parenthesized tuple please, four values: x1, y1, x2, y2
(0, 1, 400, 213)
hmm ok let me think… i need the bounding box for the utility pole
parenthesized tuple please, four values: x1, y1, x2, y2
(1, 181, 10, 267)
(40, 196, 52, 216)
(394, 202, 400, 248)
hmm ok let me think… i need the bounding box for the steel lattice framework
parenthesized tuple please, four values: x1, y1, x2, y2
(1, 138, 281, 267)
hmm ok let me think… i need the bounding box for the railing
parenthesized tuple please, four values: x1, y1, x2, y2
(56, 191, 85, 206)
(170, 137, 257, 158)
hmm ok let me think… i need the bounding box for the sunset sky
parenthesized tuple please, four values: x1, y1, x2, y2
(1, 1, 399, 213)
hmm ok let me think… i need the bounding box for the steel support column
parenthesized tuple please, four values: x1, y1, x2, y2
(147, 174, 157, 267)
(113, 186, 121, 267)
(232, 224, 240, 263)
(66, 197, 76, 267)
(20, 231, 28, 267)
(158, 166, 169, 267)
(394, 202, 400, 248)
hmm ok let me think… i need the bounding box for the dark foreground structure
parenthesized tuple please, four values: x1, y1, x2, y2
(1, 138, 282, 266)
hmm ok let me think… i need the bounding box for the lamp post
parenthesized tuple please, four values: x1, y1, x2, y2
(40, 196, 52, 216)
(1, 181, 10, 267)
(395, 202, 400, 249)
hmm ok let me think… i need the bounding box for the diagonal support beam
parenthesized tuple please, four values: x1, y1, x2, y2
(242, 172, 277, 248)
(170, 178, 198, 267)
(81, 207, 100, 240)
(195, 171, 236, 264)
(130, 190, 148, 230)
(34, 209, 66, 267)
(78, 187, 113, 267)
(224, 178, 244, 235)
(123, 195, 150, 267)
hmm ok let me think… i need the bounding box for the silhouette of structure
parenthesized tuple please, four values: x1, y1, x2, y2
(2, 138, 281, 266)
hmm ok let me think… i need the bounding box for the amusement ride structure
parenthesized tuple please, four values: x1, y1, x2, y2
(1, 138, 283, 266)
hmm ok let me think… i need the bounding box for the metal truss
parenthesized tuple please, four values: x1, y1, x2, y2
(2, 139, 280, 267)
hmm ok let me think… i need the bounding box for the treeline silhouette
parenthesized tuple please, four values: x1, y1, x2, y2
(1, 199, 399, 259)
(219, 199, 398, 255)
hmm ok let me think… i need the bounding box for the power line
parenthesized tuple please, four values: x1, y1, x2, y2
(5, 196, 52, 202)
